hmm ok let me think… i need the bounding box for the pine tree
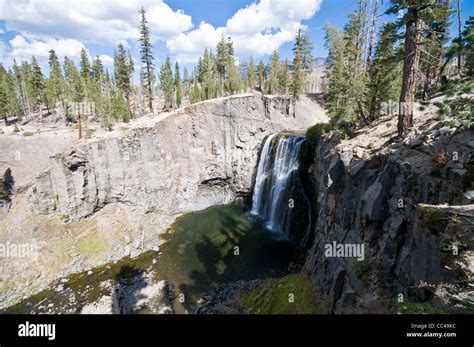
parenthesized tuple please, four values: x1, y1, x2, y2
(0, 66, 9, 124)
(201, 48, 212, 99)
(92, 56, 105, 83)
(268, 50, 281, 94)
(139, 6, 155, 112)
(10, 61, 27, 118)
(291, 30, 305, 100)
(299, 31, 314, 73)
(111, 89, 131, 122)
(216, 34, 235, 94)
(175, 61, 183, 107)
(3, 69, 21, 123)
(183, 67, 189, 84)
(226, 58, 241, 94)
(246, 56, 256, 90)
(278, 59, 289, 95)
(29, 56, 46, 109)
(257, 60, 266, 91)
(463, 17, 474, 75)
(159, 56, 174, 109)
(387, 0, 436, 137)
(419, 0, 451, 100)
(79, 48, 91, 80)
(64, 57, 84, 103)
(46, 50, 64, 113)
(114, 43, 133, 102)
(367, 22, 403, 120)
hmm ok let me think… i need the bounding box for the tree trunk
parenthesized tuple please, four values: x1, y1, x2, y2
(457, 0, 462, 75)
(78, 114, 82, 139)
(366, 0, 379, 71)
(422, 67, 431, 101)
(398, 7, 421, 138)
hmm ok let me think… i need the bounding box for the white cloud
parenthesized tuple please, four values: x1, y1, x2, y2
(148, 3, 193, 41)
(98, 54, 114, 67)
(9, 35, 86, 60)
(167, 0, 322, 63)
(1, 34, 86, 69)
(167, 22, 225, 64)
(227, 0, 321, 35)
(0, 0, 193, 45)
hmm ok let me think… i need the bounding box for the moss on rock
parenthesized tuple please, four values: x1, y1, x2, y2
(242, 274, 327, 314)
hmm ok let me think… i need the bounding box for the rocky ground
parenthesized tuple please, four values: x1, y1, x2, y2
(302, 95, 473, 313)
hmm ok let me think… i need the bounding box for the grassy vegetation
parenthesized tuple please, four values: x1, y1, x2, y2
(242, 274, 326, 314)
(435, 79, 474, 131)
(76, 231, 109, 260)
(351, 258, 372, 280)
(419, 206, 449, 234)
(396, 300, 447, 314)
(1, 250, 158, 314)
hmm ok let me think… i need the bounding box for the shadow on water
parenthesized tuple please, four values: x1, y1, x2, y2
(161, 205, 295, 312)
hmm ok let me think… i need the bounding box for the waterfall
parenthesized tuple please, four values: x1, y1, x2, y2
(251, 133, 312, 247)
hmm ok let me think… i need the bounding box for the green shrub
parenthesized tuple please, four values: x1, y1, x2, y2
(435, 80, 474, 131)
(306, 123, 329, 148)
(13, 125, 20, 133)
(23, 132, 34, 137)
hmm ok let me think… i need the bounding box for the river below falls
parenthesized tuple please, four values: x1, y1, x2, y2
(3, 204, 296, 314)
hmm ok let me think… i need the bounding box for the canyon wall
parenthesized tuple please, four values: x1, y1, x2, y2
(30, 94, 326, 220)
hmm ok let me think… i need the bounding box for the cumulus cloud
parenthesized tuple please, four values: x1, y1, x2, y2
(98, 54, 114, 67)
(9, 35, 86, 60)
(1, 34, 87, 69)
(0, 0, 193, 45)
(167, 22, 225, 64)
(167, 0, 322, 63)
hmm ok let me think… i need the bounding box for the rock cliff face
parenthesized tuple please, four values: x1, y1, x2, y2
(30, 94, 325, 220)
(303, 116, 473, 313)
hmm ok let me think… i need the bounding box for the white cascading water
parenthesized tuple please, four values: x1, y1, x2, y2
(251, 133, 312, 246)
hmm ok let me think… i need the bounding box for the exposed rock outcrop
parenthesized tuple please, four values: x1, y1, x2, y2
(303, 113, 474, 313)
(30, 94, 326, 220)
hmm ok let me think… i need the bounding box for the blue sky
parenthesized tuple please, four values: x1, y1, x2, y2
(0, 0, 472, 77)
